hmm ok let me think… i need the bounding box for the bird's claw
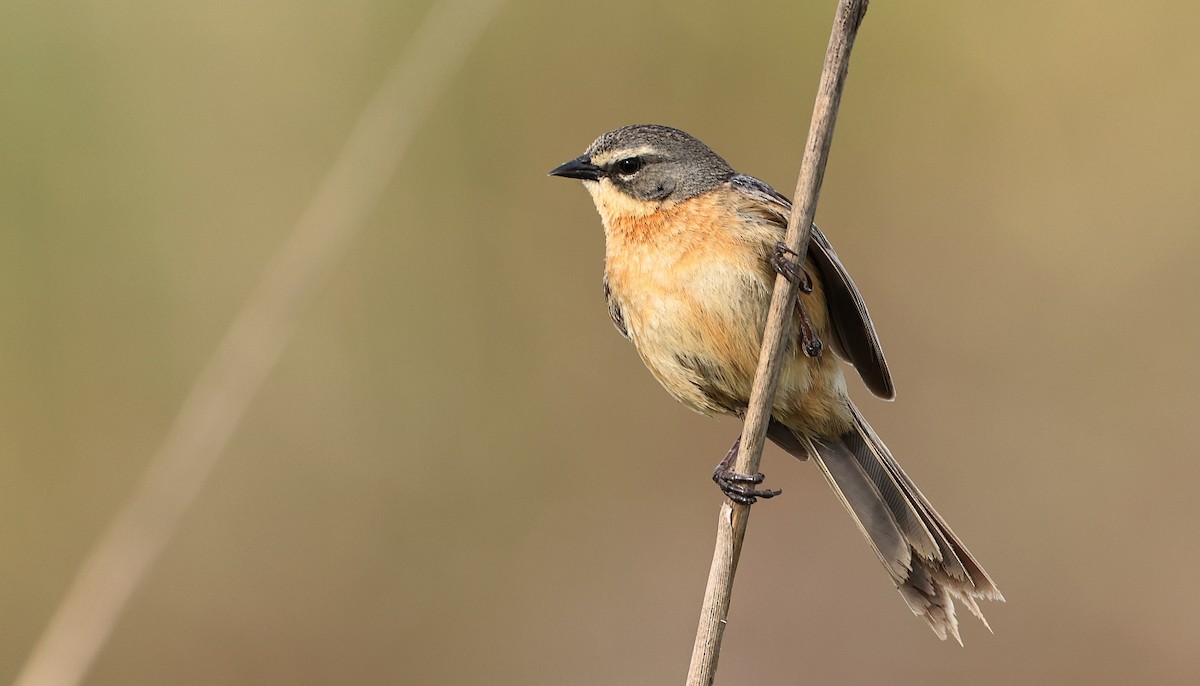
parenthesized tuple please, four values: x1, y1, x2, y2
(772, 242, 813, 293)
(713, 466, 782, 505)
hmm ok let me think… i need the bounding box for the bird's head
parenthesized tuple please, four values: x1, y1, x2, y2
(549, 124, 734, 220)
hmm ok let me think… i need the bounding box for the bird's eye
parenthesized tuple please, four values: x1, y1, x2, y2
(615, 157, 643, 175)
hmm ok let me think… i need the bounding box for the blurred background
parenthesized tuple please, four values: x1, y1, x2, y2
(3, 0, 1199, 684)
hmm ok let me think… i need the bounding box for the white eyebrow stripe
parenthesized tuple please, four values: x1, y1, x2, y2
(590, 145, 658, 167)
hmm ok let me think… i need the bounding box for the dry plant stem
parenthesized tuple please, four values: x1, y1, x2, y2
(12, 2, 507, 685)
(685, 1, 870, 684)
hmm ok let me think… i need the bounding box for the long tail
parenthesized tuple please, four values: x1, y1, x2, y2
(773, 404, 1003, 643)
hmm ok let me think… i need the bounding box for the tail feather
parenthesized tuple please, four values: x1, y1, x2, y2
(773, 402, 1002, 642)
(845, 403, 1002, 602)
(806, 436, 912, 580)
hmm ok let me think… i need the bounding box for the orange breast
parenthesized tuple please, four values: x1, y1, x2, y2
(599, 190, 851, 434)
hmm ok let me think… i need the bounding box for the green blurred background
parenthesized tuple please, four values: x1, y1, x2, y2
(4, 0, 1199, 684)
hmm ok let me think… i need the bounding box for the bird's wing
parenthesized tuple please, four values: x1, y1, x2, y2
(729, 174, 895, 400)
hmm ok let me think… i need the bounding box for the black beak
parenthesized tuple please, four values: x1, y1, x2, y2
(548, 155, 603, 181)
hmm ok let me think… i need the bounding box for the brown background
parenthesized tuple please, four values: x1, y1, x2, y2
(4, 1, 1199, 684)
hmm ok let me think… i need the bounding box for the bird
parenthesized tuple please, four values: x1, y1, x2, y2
(549, 124, 1002, 642)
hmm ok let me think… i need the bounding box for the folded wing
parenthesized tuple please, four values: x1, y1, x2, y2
(729, 174, 894, 399)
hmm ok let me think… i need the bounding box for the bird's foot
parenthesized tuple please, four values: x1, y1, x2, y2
(713, 435, 781, 505)
(772, 242, 813, 293)
(713, 466, 782, 505)
(772, 243, 823, 357)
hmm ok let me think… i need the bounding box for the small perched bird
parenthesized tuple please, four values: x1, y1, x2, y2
(549, 124, 1002, 642)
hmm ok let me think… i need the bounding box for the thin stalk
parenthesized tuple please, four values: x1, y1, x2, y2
(685, 2, 871, 683)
